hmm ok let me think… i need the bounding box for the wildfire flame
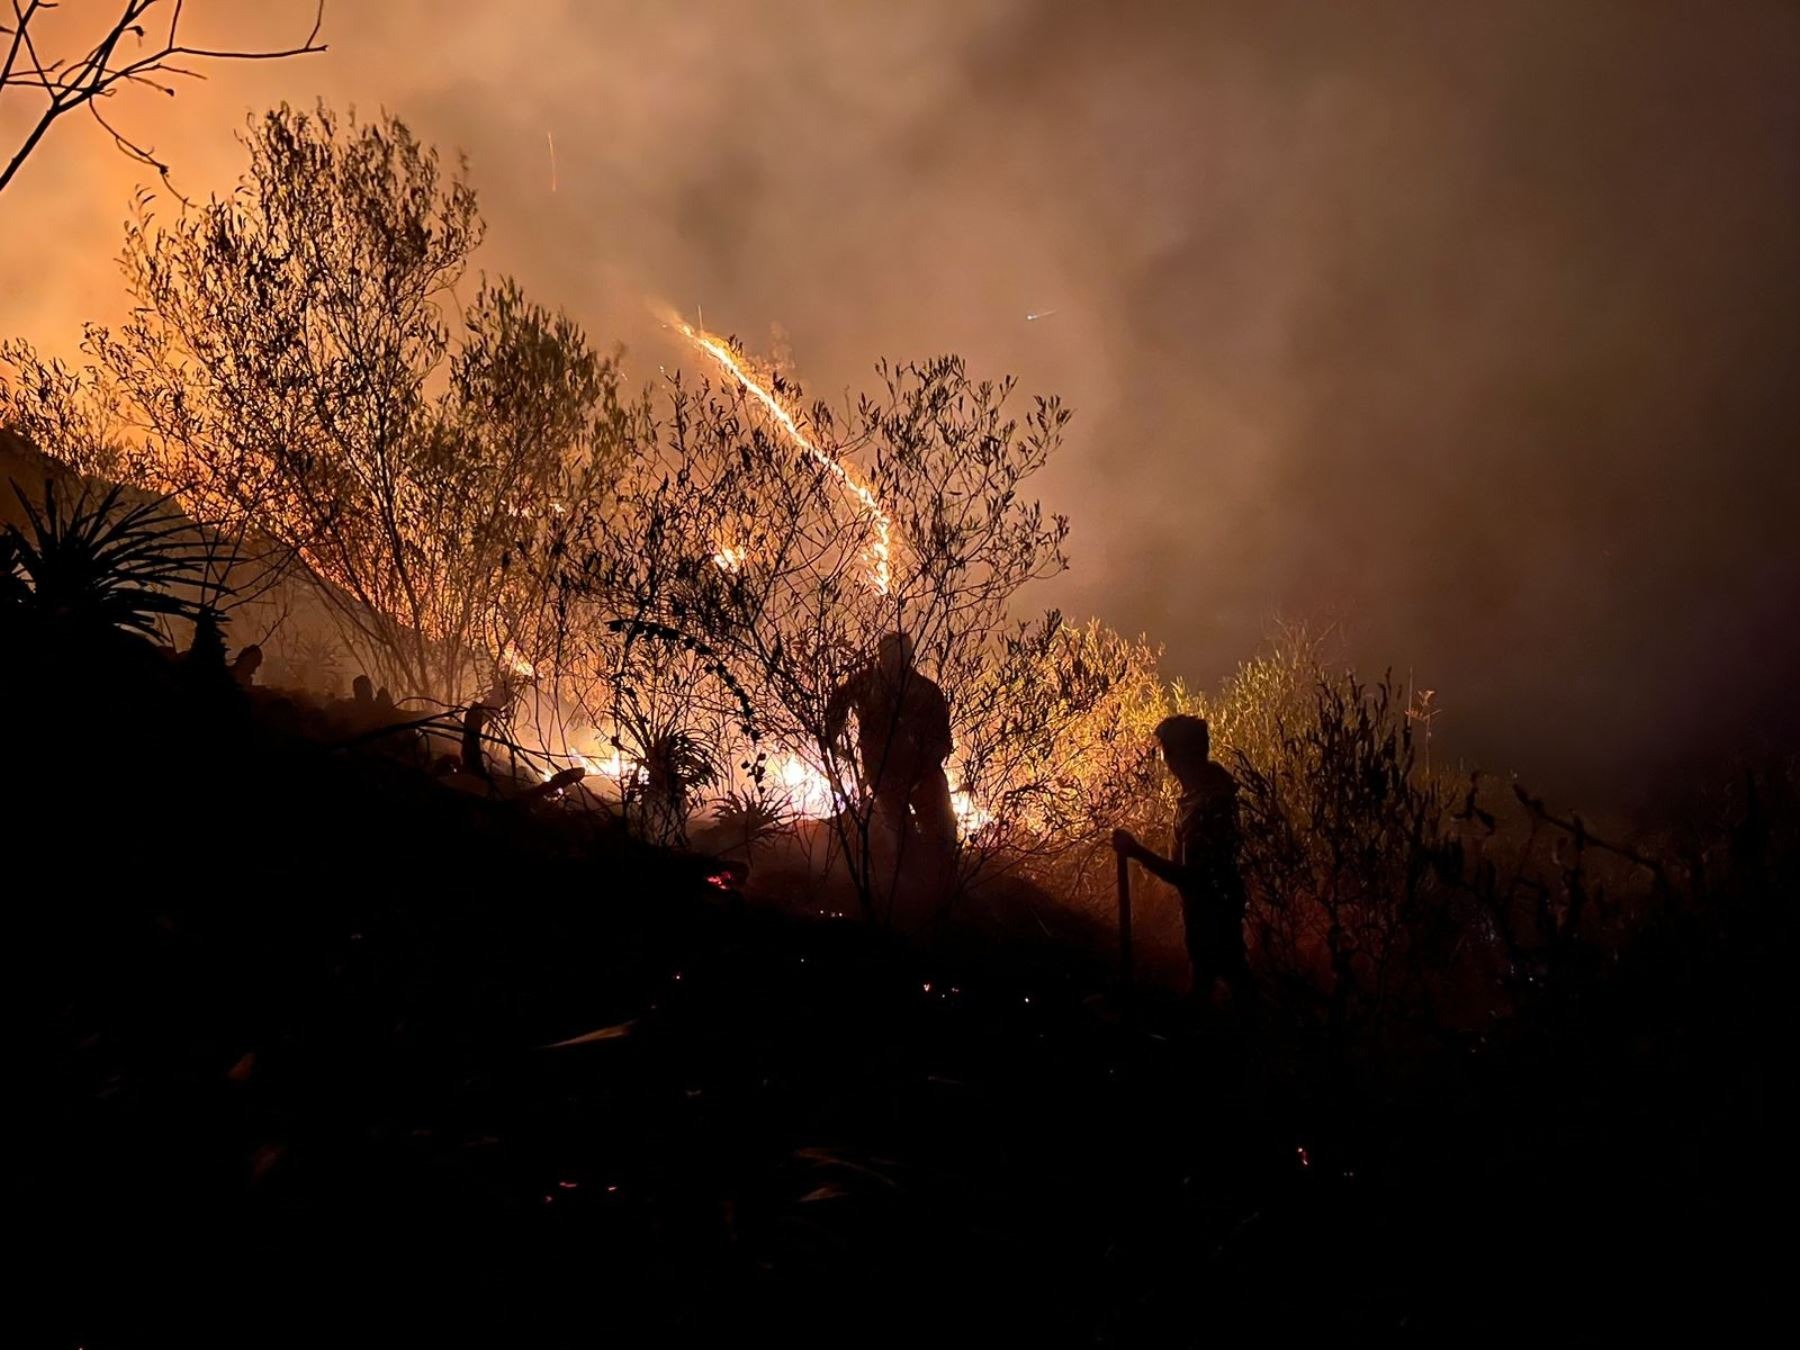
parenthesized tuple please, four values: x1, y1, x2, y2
(582, 749, 632, 780)
(764, 751, 990, 840)
(536, 737, 990, 842)
(951, 785, 992, 839)
(768, 753, 841, 819)
(672, 319, 894, 594)
(538, 746, 634, 788)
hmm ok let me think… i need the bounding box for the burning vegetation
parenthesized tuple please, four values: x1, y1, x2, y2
(2, 84, 1790, 1345)
(4, 98, 1790, 1037)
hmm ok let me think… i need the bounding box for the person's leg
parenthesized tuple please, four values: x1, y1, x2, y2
(1217, 880, 1255, 1023)
(912, 767, 958, 852)
(871, 782, 911, 840)
(1182, 902, 1217, 1004)
(1222, 941, 1256, 1028)
(859, 784, 912, 911)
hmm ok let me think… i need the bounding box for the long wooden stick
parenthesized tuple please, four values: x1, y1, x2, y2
(1116, 850, 1133, 988)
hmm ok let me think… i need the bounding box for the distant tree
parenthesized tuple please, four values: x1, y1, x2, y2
(7, 104, 630, 701)
(1, 1, 327, 198)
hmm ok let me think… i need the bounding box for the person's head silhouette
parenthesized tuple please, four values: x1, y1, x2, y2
(877, 631, 915, 678)
(1154, 714, 1212, 791)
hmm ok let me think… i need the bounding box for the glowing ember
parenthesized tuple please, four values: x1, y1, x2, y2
(673, 319, 894, 594)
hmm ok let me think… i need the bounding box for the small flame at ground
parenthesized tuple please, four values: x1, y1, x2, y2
(537, 745, 635, 787)
(582, 749, 632, 781)
(765, 752, 990, 838)
(531, 732, 989, 842)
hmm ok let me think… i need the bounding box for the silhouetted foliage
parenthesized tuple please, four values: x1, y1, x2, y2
(8, 104, 628, 702)
(565, 351, 1071, 907)
(1, 476, 216, 637)
(1233, 671, 1455, 1037)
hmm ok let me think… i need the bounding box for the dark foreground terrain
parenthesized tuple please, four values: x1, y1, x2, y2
(5, 629, 1789, 1347)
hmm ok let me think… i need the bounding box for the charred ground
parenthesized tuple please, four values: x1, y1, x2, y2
(5, 595, 1790, 1346)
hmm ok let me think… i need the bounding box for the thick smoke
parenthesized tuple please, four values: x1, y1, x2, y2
(4, 0, 1797, 806)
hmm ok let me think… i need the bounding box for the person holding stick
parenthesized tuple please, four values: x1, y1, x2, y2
(1112, 715, 1253, 1010)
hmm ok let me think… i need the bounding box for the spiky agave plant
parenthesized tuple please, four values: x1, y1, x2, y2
(0, 528, 27, 609)
(709, 785, 795, 855)
(637, 727, 723, 831)
(609, 700, 724, 845)
(3, 478, 216, 637)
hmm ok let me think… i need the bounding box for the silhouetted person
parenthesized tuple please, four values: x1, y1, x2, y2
(460, 701, 490, 779)
(460, 684, 508, 781)
(374, 685, 394, 714)
(824, 632, 957, 851)
(1113, 715, 1252, 1009)
(230, 644, 263, 688)
(186, 609, 227, 668)
(352, 674, 374, 706)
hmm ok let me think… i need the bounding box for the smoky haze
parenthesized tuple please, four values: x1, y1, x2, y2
(4, 0, 1797, 808)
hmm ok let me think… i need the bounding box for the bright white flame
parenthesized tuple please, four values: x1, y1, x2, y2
(762, 751, 990, 836)
(501, 642, 536, 678)
(768, 753, 840, 819)
(580, 749, 632, 781)
(946, 758, 992, 840)
(712, 544, 746, 573)
(951, 787, 992, 840)
(532, 746, 636, 791)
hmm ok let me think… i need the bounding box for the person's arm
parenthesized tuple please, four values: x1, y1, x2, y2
(823, 668, 864, 746)
(1112, 828, 1205, 890)
(921, 682, 954, 762)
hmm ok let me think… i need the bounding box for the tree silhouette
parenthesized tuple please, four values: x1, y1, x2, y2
(6, 105, 628, 702)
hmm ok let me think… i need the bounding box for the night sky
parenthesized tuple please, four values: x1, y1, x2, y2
(6, 0, 1797, 805)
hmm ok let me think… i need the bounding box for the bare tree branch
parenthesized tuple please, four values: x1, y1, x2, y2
(0, 0, 326, 198)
